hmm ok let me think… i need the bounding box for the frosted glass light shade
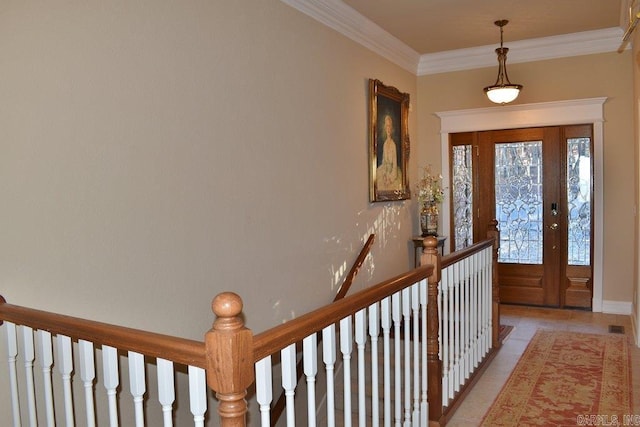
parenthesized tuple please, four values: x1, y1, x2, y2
(485, 85, 521, 104)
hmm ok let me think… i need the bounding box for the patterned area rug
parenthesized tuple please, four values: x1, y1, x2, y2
(481, 330, 632, 426)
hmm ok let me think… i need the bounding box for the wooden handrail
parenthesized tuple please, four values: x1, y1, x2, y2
(252, 264, 434, 363)
(270, 234, 375, 425)
(334, 234, 375, 301)
(0, 297, 207, 369)
(440, 237, 495, 268)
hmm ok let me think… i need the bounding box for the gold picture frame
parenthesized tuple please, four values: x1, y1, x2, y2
(369, 79, 411, 202)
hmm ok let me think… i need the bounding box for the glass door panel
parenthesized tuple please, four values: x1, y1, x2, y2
(452, 144, 474, 251)
(567, 138, 591, 266)
(494, 141, 543, 264)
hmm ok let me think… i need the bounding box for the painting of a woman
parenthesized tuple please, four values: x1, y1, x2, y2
(369, 79, 410, 202)
(376, 114, 402, 191)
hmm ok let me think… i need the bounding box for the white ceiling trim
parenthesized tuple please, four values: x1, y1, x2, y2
(281, 0, 421, 74)
(419, 27, 626, 75)
(282, 0, 627, 76)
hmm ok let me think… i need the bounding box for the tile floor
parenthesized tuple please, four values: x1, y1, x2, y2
(447, 304, 640, 426)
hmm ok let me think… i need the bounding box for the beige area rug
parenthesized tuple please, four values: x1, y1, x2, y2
(481, 330, 632, 426)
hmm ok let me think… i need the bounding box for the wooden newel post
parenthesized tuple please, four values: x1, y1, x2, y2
(487, 220, 501, 349)
(421, 236, 443, 424)
(206, 292, 254, 427)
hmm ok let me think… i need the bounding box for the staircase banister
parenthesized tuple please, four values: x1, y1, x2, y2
(252, 264, 434, 362)
(0, 296, 207, 368)
(440, 237, 495, 268)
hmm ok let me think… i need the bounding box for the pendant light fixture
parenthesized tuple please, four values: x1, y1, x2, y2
(484, 20, 522, 104)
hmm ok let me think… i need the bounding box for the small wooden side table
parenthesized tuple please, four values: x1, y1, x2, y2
(412, 236, 447, 267)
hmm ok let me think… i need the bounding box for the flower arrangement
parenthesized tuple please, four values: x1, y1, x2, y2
(416, 165, 445, 207)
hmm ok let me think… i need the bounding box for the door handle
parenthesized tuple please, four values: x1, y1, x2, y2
(549, 223, 558, 230)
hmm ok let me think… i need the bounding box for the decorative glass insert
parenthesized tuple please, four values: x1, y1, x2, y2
(495, 141, 543, 264)
(567, 138, 591, 266)
(452, 145, 473, 250)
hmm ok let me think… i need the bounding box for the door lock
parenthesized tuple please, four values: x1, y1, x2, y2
(550, 223, 558, 230)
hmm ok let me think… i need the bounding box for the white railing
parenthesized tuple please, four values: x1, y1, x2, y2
(246, 234, 499, 426)
(1, 225, 500, 426)
(0, 301, 210, 426)
(252, 275, 431, 427)
(439, 244, 493, 408)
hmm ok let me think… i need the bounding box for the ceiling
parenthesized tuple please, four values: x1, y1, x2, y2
(342, 0, 625, 55)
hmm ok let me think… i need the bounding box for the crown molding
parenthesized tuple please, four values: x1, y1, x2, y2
(419, 27, 626, 75)
(280, 0, 420, 74)
(281, 0, 627, 77)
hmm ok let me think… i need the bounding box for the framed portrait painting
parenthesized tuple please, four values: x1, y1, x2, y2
(368, 79, 410, 202)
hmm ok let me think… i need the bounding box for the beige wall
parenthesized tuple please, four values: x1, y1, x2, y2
(0, 1, 422, 422)
(417, 51, 635, 304)
(0, 2, 418, 337)
(1, 0, 638, 421)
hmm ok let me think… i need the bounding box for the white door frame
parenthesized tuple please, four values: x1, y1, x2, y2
(436, 97, 606, 312)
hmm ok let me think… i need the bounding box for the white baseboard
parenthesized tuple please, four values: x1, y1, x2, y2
(601, 300, 633, 315)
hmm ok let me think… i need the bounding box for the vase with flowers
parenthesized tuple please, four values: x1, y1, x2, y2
(417, 165, 445, 237)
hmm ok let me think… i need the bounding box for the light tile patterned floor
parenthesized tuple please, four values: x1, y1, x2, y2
(447, 304, 640, 426)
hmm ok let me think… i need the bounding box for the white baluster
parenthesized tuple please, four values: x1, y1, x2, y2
(462, 256, 469, 382)
(420, 279, 428, 427)
(391, 292, 401, 427)
(339, 316, 353, 427)
(102, 345, 119, 427)
(188, 366, 207, 427)
(36, 330, 55, 426)
(411, 284, 420, 426)
(355, 308, 367, 427)
(21, 326, 37, 426)
(441, 266, 450, 407)
(479, 251, 485, 363)
(322, 324, 337, 427)
(303, 334, 318, 427)
(458, 260, 464, 390)
(281, 343, 297, 426)
(486, 247, 493, 352)
(157, 358, 175, 427)
(487, 247, 493, 352)
(449, 261, 455, 397)
(468, 255, 474, 375)
(448, 263, 455, 403)
(479, 249, 486, 355)
(401, 288, 411, 427)
(482, 248, 489, 354)
(470, 252, 478, 369)
(5, 322, 21, 427)
(380, 298, 391, 427)
(57, 335, 75, 427)
(453, 261, 461, 394)
(369, 302, 380, 427)
(79, 339, 96, 427)
(483, 249, 489, 353)
(479, 250, 485, 359)
(128, 351, 146, 427)
(255, 356, 272, 427)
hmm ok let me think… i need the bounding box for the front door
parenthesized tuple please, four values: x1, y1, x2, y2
(450, 125, 593, 308)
